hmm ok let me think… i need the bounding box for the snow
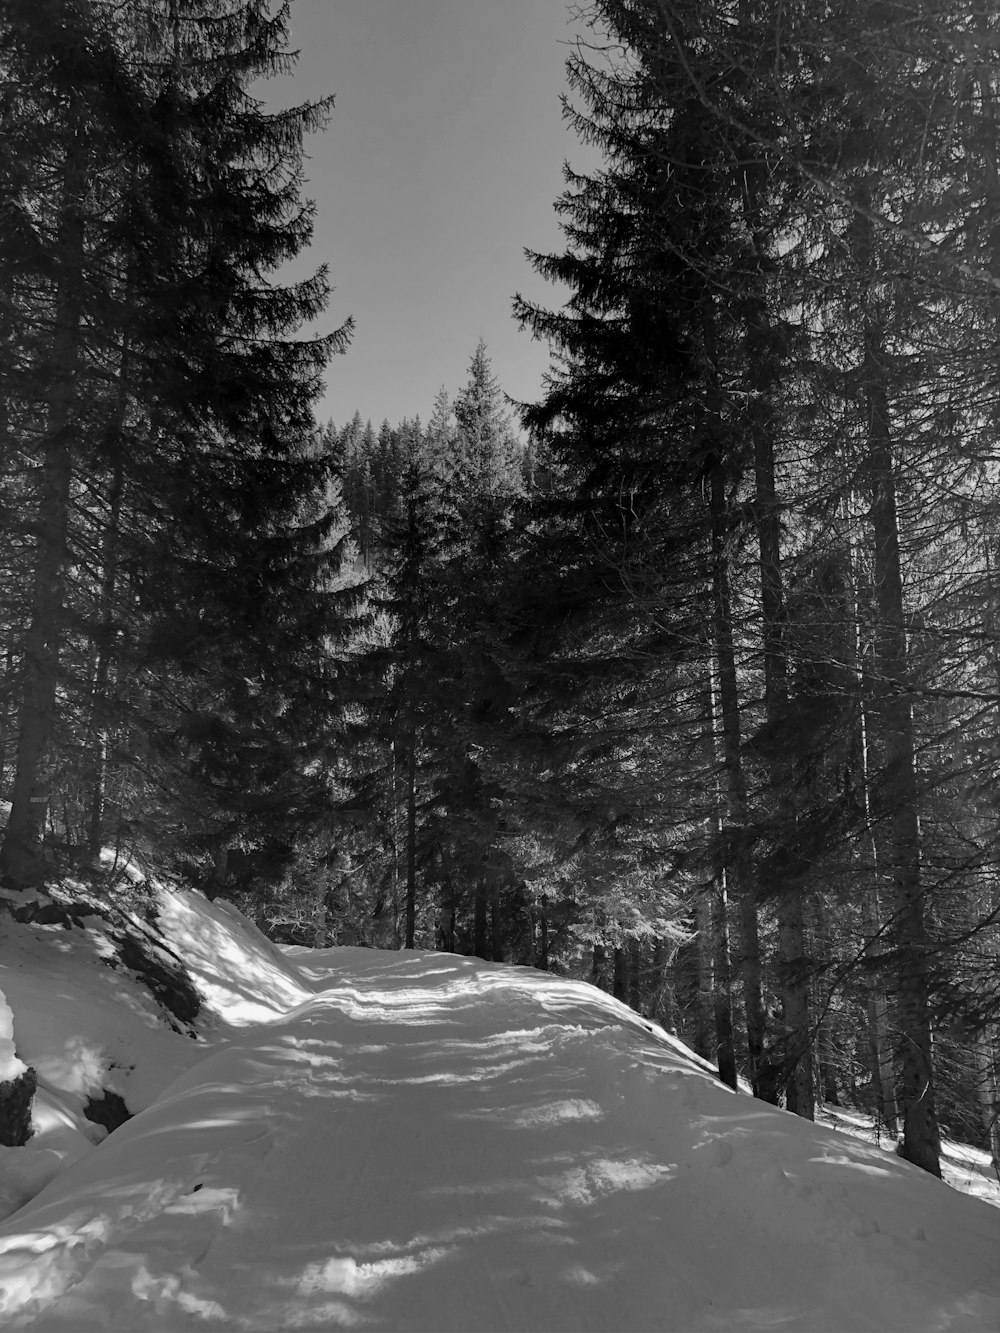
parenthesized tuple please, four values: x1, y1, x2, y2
(0, 884, 998, 1330)
(0, 983, 27, 1084)
(819, 1103, 1000, 1213)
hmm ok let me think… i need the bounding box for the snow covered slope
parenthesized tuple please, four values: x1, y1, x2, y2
(1, 883, 1000, 1331)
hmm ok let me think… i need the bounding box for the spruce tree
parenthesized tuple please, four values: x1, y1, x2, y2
(0, 0, 354, 891)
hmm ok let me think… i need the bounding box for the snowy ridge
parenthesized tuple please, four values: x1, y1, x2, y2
(0, 883, 999, 1330)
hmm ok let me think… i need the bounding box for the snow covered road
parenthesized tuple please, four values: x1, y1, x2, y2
(1, 892, 1000, 1330)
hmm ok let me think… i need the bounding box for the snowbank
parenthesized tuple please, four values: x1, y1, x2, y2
(0, 985, 27, 1084)
(0, 882, 998, 1330)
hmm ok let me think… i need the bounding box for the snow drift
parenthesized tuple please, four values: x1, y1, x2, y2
(0, 879, 998, 1331)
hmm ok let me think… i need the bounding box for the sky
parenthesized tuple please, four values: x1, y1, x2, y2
(275, 0, 588, 431)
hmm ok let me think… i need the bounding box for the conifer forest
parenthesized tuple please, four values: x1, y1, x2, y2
(6, 0, 1000, 1198)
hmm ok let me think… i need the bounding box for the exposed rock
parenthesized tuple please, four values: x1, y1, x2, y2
(114, 932, 201, 1028)
(83, 1089, 132, 1134)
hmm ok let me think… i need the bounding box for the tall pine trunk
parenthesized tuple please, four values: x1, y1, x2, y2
(1, 123, 87, 887)
(704, 297, 775, 1103)
(86, 409, 126, 866)
(473, 873, 488, 960)
(749, 317, 813, 1118)
(846, 495, 899, 1135)
(811, 897, 842, 1109)
(973, 51, 1000, 1179)
(975, 1030, 1000, 1175)
(709, 454, 772, 1100)
(701, 669, 737, 1089)
(613, 945, 628, 1003)
(404, 721, 417, 948)
(735, 21, 813, 1117)
(693, 888, 715, 1062)
(535, 895, 549, 971)
(854, 203, 939, 1177)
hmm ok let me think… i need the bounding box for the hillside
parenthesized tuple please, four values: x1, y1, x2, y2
(0, 877, 999, 1332)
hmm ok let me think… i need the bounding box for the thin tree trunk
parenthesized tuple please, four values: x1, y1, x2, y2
(704, 294, 773, 1102)
(628, 937, 642, 1013)
(694, 889, 715, 1062)
(86, 439, 125, 866)
(975, 1030, 1000, 1174)
(613, 945, 628, 1003)
(712, 884, 738, 1091)
(592, 939, 607, 991)
(473, 873, 488, 960)
(0, 649, 12, 790)
(649, 936, 669, 1028)
(312, 887, 327, 949)
(817, 1029, 840, 1108)
(2, 123, 87, 888)
(811, 897, 841, 1109)
(85, 177, 139, 869)
(846, 497, 899, 1136)
(978, 538, 1000, 1174)
(862, 877, 899, 1137)
(701, 669, 738, 1089)
(391, 742, 400, 945)
(438, 842, 456, 952)
(404, 725, 416, 948)
(489, 870, 503, 963)
(537, 895, 549, 972)
(740, 131, 813, 1119)
(207, 841, 230, 902)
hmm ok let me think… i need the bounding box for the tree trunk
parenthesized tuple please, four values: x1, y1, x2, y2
(694, 889, 715, 1062)
(649, 936, 670, 1029)
(437, 842, 457, 952)
(86, 444, 125, 867)
(975, 1030, 1000, 1175)
(970, 43, 1000, 1180)
(817, 1028, 840, 1109)
(847, 496, 899, 1137)
(489, 871, 503, 963)
(1, 124, 87, 888)
(312, 889, 327, 949)
(391, 742, 401, 946)
(855, 201, 939, 1176)
(613, 945, 628, 1003)
(811, 896, 842, 1109)
(862, 879, 899, 1137)
(778, 891, 813, 1118)
(628, 937, 642, 1013)
(712, 883, 738, 1091)
(536, 895, 549, 972)
(473, 873, 488, 959)
(701, 669, 738, 1089)
(591, 939, 607, 991)
(404, 725, 417, 948)
(740, 140, 814, 1120)
(705, 346, 773, 1100)
(85, 179, 139, 870)
(0, 648, 14, 792)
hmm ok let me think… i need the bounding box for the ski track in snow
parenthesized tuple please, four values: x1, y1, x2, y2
(0, 889, 999, 1330)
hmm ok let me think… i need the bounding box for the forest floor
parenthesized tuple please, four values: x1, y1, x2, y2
(1, 873, 999, 1331)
